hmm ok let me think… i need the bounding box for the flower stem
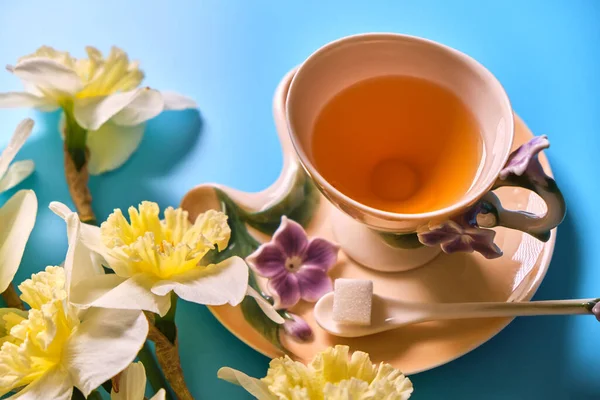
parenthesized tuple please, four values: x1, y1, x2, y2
(1, 283, 25, 310)
(147, 319, 194, 400)
(155, 292, 178, 343)
(62, 108, 96, 225)
(63, 107, 88, 171)
(72, 388, 86, 400)
(138, 343, 173, 400)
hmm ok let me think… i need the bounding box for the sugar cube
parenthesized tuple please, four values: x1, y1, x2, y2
(332, 278, 373, 326)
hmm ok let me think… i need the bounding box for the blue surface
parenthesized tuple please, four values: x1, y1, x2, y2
(0, 1, 599, 399)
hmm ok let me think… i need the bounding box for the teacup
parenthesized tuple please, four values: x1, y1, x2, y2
(285, 33, 566, 272)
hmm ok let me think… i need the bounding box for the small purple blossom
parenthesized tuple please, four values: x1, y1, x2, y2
(283, 313, 313, 342)
(593, 302, 600, 322)
(499, 135, 549, 180)
(418, 220, 502, 259)
(246, 216, 339, 309)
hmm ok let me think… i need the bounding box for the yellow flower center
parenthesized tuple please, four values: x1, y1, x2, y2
(100, 201, 231, 280)
(0, 267, 79, 396)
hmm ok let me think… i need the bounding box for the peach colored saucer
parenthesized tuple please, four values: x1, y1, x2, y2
(181, 71, 555, 375)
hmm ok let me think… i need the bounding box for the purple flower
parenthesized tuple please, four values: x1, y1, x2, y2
(593, 302, 600, 322)
(283, 313, 313, 342)
(246, 216, 339, 309)
(418, 220, 503, 259)
(499, 135, 549, 180)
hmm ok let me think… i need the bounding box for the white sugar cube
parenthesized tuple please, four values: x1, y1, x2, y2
(332, 278, 373, 326)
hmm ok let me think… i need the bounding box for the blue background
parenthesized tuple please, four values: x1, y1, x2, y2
(0, 1, 599, 399)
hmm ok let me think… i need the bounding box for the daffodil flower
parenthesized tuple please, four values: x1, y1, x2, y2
(111, 362, 165, 400)
(49, 201, 249, 317)
(0, 119, 37, 294)
(218, 345, 414, 400)
(0, 46, 197, 174)
(0, 214, 148, 399)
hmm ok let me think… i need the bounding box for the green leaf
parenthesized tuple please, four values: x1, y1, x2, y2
(378, 232, 423, 249)
(240, 295, 284, 351)
(245, 168, 320, 235)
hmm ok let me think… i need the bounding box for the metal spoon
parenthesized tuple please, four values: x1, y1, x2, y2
(314, 292, 597, 338)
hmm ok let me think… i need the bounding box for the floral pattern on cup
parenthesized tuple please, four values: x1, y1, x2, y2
(418, 220, 502, 259)
(246, 216, 339, 309)
(418, 136, 565, 259)
(283, 313, 313, 342)
(499, 135, 549, 184)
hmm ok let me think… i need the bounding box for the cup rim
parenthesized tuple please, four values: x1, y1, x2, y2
(286, 32, 514, 222)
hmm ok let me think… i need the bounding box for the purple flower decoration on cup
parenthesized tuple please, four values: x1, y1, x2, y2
(499, 135, 549, 183)
(593, 302, 600, 323)
(283, 313, 313, 342)
(418, 220, 502, 259)
(246, 216, 339, 309)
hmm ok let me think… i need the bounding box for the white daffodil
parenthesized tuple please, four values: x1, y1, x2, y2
(49, 201, 249, 317)
(0, 215, 149, 399)
(111, 362, 165, 400)
(0, 46, 197, 174)
(0, 119, 37, 294)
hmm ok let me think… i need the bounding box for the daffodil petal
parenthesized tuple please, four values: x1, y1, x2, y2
(0, 308, 27, 336)
(73, 90, 138, 130)
(0, 190, 37, 293)
(12, 58, 82, 97)
(246, 286, 285, 324)
(71, 274, 171, 316)
(49, 202, 108, 258)
(217, 367, 276, 400)
(63, 308, 148, 396)
(73, 87, 162, 131)
(63, 214, 104, 299)
(0, 160, 35, 193)
(85, 121, 144, 175)
(111, 362, 146, 400)
(151, 256, 249, 306)
(0, 92, 58, 111)
(7, 366, 72, 400)
(0, 118, 34, 179)
(161, 91, 197, 110)
(110, 88, 164, 126)
(149, 389, 167, 400)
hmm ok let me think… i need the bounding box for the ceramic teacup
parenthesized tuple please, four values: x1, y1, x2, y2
(285, 33, 566, 271)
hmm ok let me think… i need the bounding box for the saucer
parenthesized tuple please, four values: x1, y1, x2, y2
(180, 69, 555, 374)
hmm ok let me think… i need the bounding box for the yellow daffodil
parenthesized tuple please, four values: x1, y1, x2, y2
(0, 214, 148, 399)
(218, 345, 414, 400)
(111, 362, 165, 400)
(0, 46, 197, 174)
(49, 201, 249, 317)
(0, 119, 37, 293)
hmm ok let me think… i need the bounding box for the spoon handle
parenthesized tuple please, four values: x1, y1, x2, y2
(419, 298, 598, 321)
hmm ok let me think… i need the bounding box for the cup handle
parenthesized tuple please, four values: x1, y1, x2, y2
(418, 136, 566, 259)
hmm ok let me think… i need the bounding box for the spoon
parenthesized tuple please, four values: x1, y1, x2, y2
(314, 292, 598, 338)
